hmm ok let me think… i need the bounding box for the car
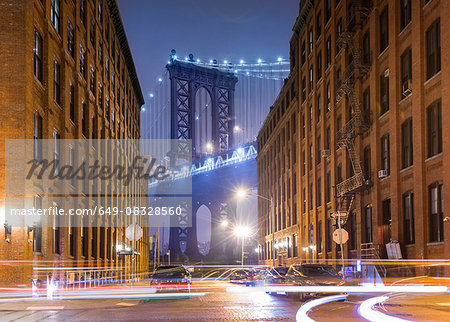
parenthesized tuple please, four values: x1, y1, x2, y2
(285, 264, 344, 300)
(149, 265, 191, 285)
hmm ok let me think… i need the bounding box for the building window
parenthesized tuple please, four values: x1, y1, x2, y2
(67, 20, 74, 58)
(349, 212, 357, 250)
(302, 77, 306, 102)
(427, 100, 442, 158)
(98, 0, 103, 23)
(336, 18, 342, 53)
(326, 126, 331, 150)
(69, 84, 75, 122)
(90, 18, 95, 45)
(326, 37, 331, 68)
(317, 94, 321, 123)
(337, 163, 342, 184)
(317, 177, 321, 207)
(302, 150, 305, 175)
(53, 130, 60, 175)
(401, 118, 413, 168)
(381, 134, 390, 175)
(326, 82, 331, 111)
(52, 203, 60, 254)
(325, 0, 331, 22)
(400, 0, 411, 30)
(364, 205, 372, 243)
(90, 66, 95, 95)
(293, 234, 298, 257)
(362, 31, 370, 65)
(80, 45, 86, 78)
(309, 143, 313, 170)
(82, 102, 88, 137)
(309, 66, 313, 91)
(33, 29, 43, 82)
(316, 12, 322, 39)
(301, 40, 306, 66)
(317, 220, 323, 253)
(363, 87, 370, 123)
(80, 0, 86, 25)
(317, 52, 322, 81)
(98, 40, 103, 64)
(325, 171, 331, 203)
(309, 27, 313, 53)
(33, 196, 42, 253)
(326, 218, 332, 252)
(309, 105, 313, 131)
(426, 19, 441, 79)
(301, 113, 305, 138)
(317, 136, 321, 164)
(403, 191, 415, 245)
(380, 71, 389, 115)
(401, 47, 412, 99)
(34, 111, 42, 162)
(302, 188, 306, 213)
(379, 5, 389, 53)
(309, 183, 313, 210)
(53, 60, 61, 106)
(51, 0, 60, 33)
(429, 182, 443, 242)
(363, 145, 371, 179)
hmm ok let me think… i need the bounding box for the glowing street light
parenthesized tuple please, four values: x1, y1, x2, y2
(220, 219, 229, 227)
(257, 58, 262, 64)
(234, 225, 251, 267)
(236, 187, 275, 267)
(149, 93, 154, 98)
(240, 59, 244, 64)
(205, 142, 213, 154)
(278, 57, 283, 62)
(158, 78, 163, 82)
(233, 125, 242, 133)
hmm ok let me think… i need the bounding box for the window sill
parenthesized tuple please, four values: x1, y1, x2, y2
(378, 46, 389, 59)
(400, 165, 413, 174)
(378, 109, 390, 120)
(398, 22, 412, 37)
(427, 241, 444, 246)
(424, 71, 441, 86)
(425, 152, 443, 163)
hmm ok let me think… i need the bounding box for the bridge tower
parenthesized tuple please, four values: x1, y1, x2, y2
(166, 50, 238, 160)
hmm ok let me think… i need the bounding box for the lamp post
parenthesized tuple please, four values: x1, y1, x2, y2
(234, 226, 251, 266)
(237, 188, 275, 267)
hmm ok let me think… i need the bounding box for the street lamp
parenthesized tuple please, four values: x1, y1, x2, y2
(220, 219, 229, 227)
(205, 142, 213, 155)
(234, 226, 251, 266)
(236, 188, 275, 267)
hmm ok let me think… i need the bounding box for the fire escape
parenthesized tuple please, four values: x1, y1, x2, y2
(334, 1, 372, 216)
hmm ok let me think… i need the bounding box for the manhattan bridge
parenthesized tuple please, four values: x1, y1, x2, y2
(140, 50, 290, 264)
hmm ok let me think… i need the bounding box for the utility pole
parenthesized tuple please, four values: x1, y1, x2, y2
(337, 211, 345, 282)
(271, 197, 275, 267)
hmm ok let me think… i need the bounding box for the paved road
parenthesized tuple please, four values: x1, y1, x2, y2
(0, 282, 301, 321)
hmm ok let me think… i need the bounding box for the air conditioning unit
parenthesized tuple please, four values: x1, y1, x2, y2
(321, 149, 330, 158)
(402, 79, 412, 96)
(384, 68, 389, 78)
(378, 170, 388, 178)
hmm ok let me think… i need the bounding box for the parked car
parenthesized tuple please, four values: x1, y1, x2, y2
(229, 269, 254, 286)
(149, 265, 191, 285)
(285, 264, 344, 300)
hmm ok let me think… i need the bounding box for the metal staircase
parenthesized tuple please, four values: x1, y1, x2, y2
(334, 1, 372, 215)
(361, 242, 387, 284)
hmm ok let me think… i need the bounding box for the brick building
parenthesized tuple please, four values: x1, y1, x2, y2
(257, 0, 449, 274)
(0, 0, 148, 285)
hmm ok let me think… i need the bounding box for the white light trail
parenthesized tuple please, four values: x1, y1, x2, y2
(296, 294, 347, 322)
(358, 296, 411, 322)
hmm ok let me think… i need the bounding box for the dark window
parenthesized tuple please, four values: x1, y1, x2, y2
(301, 113, 305, 139)
(326, 82, 331, 111)
(362, 31, 370, 65)
(316, 12, 322, 39)
(98, 40, 103, 64)
(309, 28, 313, 53)
(33, 196, 42, 253)
(82, 102, 88, 137)
(309, 66, 313, 91)
(317, 220, 323, 253)
(90, 66, 95, 95)
(293, 234, 298, 257)
(309, 143, 313, 170)
(317, 94, 321, 123)
(90, 18, 95, 45)
(326, 37, 332, 68)
(337, 163, 342, 183)
(317, 177, 321, 207)
(426, 19, 441, 79)
(69, 84, 75, 122)
(380, 71, 389, 115)
(51, 0, 60, 33)
(349, 212, 357, 250)
(381, 134, 390, 175)
(325, 171, 331, 203)
(317, 136, 321, 164)
(382, 199, 392, 244)
(317, 51, 322, 81)
(67, 20, 74, 58)
(53, 131, 60, 174)
(34, 111, 42, 162)
(53, 60, 61, 105)
(363, 87, 370, 123)
(98, 0, 103, 23)
(309, 183, 313, 210)
(379, 5, 389, 53)
(80, 45, 86, 78)
(302, 188, 306, 213)
(427, 100, 442, 157)
(363, 145, 371, 179)
(400, 0, 411, 31)
(80, 0, 86, 25)
(302, 150, 305, 175)
(401, 47, 412, 98)
(34, 29, 43, 82)
(401, 118, 413, 168)
(302, 77, 306, 102)
(336, 18, 342, 53)
(325, 0, 331, 22)
(429, 182, 444, 242)
(301, 40, 306, 65)
(326, 217, 332, 252)
(403, 191, 415, 245)
(52, 203, 60, 254)
(364, 205, 372, 243)
(326, 126, 331, 150)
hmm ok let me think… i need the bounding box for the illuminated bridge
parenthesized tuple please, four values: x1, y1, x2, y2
(141, 51, 289, 264)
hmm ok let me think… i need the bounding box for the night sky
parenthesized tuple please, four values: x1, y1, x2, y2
(116, 0, 300, 106)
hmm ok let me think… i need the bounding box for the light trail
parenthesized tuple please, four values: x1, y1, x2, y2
(295, 294, 348, 322)
(358, 296, 411, 322)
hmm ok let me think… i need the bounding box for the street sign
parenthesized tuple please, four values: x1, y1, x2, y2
(126, 224, 143, 241)
(333, 228, 348, 244)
